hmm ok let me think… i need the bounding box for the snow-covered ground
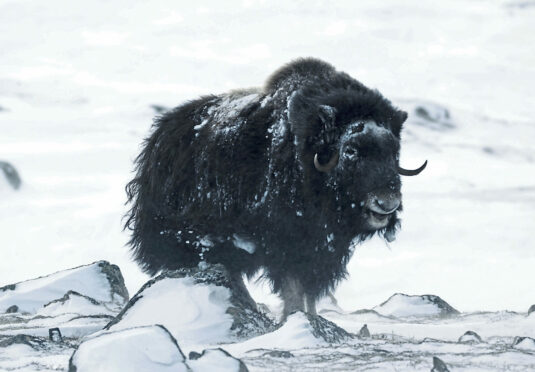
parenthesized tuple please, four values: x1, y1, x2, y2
(1, 0, 535, 370)
(1, 264, 534, 371)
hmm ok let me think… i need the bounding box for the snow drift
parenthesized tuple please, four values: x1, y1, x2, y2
(104, 264, 274, 346)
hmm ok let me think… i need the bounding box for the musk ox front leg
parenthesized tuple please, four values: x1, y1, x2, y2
(280, 276, 305, 321)
(305, 294, 317, 316)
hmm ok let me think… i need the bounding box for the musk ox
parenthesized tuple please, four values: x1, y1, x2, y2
(125, 58, 426, 319)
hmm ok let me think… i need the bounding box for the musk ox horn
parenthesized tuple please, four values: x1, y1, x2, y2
(397, 160, 427, 176)
(314, 152, 339, 172)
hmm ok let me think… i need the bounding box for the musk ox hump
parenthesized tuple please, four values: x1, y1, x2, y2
(264, 57, 337, 94)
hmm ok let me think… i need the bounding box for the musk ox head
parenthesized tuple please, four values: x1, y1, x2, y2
(288, 86, 426, 242)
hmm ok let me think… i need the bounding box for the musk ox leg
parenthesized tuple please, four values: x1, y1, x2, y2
(305, 294, 317, 316)
(281, 276, 305, 321)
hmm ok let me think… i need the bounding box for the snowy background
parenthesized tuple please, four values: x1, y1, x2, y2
(1, 0, 535, 320)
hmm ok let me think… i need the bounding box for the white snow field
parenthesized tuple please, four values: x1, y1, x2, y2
(1, 0, 535, 370)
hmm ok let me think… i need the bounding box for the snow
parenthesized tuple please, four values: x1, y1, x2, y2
(324, 308, 535, 343)
(373, 293, 457, 318)
(0, 343, 71, 372)
(36, 292, 115, 317)
(513, 337, 535, 351)
(1, 0, 535, 370)
(0, 261, 125, 314)
(70, 325, 189, 372)
(458, 331, 482, 344)
(232, 234, 256, 254)
(107, 277, 235, 346)
(1, 0, 532, 311)
(225, 312, 325, 353)
(188, 349, 244, 372)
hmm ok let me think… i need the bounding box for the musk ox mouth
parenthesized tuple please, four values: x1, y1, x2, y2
(363, 195, 401, 230)
(365, 208, 396, 229)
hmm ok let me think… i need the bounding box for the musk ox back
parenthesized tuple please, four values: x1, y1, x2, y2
(125, 58, 426, 319)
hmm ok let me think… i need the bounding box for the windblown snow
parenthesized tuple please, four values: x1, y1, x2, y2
(1, 0, 535, 371)
(106, 277, 234, 346)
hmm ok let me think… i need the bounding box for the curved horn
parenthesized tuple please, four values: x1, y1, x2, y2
(397, 160, 427, 176)
(314, 152, 339, 172)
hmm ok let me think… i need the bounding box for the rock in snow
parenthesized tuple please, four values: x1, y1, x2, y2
(0, 261, 128, 314)
(69, 325, 189, 372)
(0, 261, 129, 340)
(357, 324, 370, 338)
(373, 293, 459, 318)
(0, 160, 22, 190)
(528, 304, 535, 316)
(70, 325, 248, 372)
(304, 312, 353, 344)
(225, 311, 353, 352)
(188, 348, 249, 372)
(458, 330, 482, 344)
(104, 264, 274, 345)
(0, 334, 49, 350)
(405, 100, 454, 132)
(37, 290, 117, 318)
(431, 356, 450, 372)
(512, 336, 535, 351)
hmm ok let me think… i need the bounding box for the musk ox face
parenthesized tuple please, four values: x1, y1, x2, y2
(296, 96, 424, 242)
(335, 120, 402, 233)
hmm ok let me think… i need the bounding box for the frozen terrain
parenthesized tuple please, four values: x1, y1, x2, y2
(1, 0, 535, 370)
(1, 264, 534, 371)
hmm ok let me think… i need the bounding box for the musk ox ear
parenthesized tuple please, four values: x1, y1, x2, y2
(317, 105, 338, 146)
(318, 105, 336, 127)
(399, 110, 408, 124)
(391, 110, 408, 137)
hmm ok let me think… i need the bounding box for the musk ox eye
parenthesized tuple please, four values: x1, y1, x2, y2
(352, 123, 365, 134)
(345, 148, 357, 156)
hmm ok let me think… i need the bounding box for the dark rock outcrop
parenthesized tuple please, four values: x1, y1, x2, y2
(5, 305, 18, 314)
(431, 356, 450, 372)
(263, 350, 294, 358)
(188, 348, 249, 372)
(512, 336, 535, 351)
(358, 324, 370, 338)
(374, 293, 460, 318)
(0, 334, 48, 350)
(302, 312, 353, 344)
(97, 261, 129, 304)
(458, 330, 482, 344)
(0, 161, 21, 190)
